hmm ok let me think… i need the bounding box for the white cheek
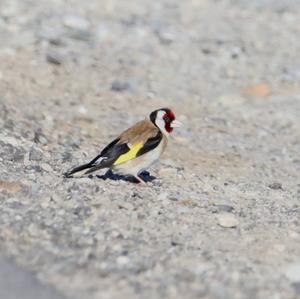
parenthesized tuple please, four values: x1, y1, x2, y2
(155, 118, 169, 136)
(155, 118, 164, 130)
(154, 111, 168, 135)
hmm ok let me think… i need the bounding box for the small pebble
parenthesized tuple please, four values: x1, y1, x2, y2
(41, 163, 52, 172)
(34, 129, 48, 145)
(63, 15, 90, 31)
(268, 182, 283, 190)
(212, 204, 234, 213)
(78, 105, 87, 114)
(284, 263, 300, 282)
(29, 145, 43, 161)
(46, 50, 64, 65)
(111, 80, 131, 92)
(217, 213, 239, 228)
(116, 256, 130, 266)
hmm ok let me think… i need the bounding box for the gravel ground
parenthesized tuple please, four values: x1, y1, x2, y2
(0, 257, 66, 299)
(0, 0, 300, 298)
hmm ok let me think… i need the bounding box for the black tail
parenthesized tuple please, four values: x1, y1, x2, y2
(63, 153, 109, 178)
(63, 162, 95, 178)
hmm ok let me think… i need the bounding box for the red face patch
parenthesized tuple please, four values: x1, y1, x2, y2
(163, 111, 176, 133)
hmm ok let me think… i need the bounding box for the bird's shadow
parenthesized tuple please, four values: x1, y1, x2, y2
(94, 170, 156, 183)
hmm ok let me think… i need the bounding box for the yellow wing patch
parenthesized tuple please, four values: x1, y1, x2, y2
(113, 142, 144, 165)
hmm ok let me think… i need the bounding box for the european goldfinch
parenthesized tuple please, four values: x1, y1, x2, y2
(63, 108, 182, 183)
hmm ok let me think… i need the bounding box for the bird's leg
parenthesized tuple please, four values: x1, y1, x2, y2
(134, 175, 147, 185)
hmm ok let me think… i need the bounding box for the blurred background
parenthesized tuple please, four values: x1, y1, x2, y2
(0, 1, 300, 299)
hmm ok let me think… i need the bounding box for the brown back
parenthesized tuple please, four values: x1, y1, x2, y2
(118, 119, 159, 146)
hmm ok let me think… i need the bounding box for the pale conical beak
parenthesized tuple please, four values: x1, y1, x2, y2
(171, 120, 183, 128)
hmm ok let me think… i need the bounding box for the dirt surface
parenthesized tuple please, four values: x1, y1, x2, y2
(0, 0, 300, 298)
(0, 257, 67, 299)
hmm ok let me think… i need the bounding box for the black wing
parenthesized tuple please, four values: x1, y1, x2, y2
(85, 138, 130, 172)
(89, 138, 121, 165)
(64, 138, 130, 177)
(136, 131, 162, 157)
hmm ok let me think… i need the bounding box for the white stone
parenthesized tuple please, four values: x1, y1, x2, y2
(63, 16, 90, 31)
(116, 256, 130, 266)
(41, 163, 53, 172)
(217, 213, 239, 228)
(78, 105, 87, 114)
(284, 263, 300, 282)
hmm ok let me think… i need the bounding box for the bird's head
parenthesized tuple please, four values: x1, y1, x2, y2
(149, 108, 182, 135)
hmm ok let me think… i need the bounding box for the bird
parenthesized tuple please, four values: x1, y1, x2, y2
(63, 108, 182, 183)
